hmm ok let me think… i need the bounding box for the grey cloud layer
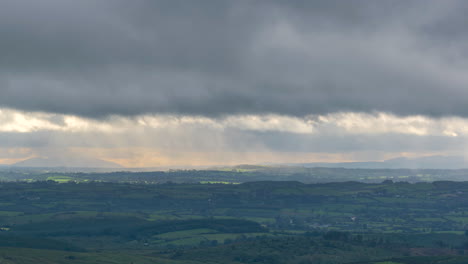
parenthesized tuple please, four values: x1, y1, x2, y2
(0, 126, 464, 154)
(1, 0, 468, 117)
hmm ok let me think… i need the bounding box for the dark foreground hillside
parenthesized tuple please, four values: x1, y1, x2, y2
(1, 180, 468, 263)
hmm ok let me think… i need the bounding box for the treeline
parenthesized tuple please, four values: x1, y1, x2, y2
(11, 217, 266, 240)
(0, 235, 84, 252)
(3, 167, 468, 183)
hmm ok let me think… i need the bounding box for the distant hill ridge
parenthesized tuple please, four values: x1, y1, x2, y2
(290, 155, 468, 169)
(13, 156, 122, 168)
(8, 155, 468, 170)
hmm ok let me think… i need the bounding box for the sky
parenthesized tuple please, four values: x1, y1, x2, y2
(2, 0, 468, 167)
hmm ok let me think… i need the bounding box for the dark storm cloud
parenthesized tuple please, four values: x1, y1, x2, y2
(1, 0, 468, 118)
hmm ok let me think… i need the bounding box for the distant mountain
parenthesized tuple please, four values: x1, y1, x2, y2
(383, 156, 467, 169)
(13, 156, 123, 168)
(289, 155, 468, 169)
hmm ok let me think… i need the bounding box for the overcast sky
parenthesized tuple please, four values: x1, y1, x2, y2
(1, 0, 468, 167)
